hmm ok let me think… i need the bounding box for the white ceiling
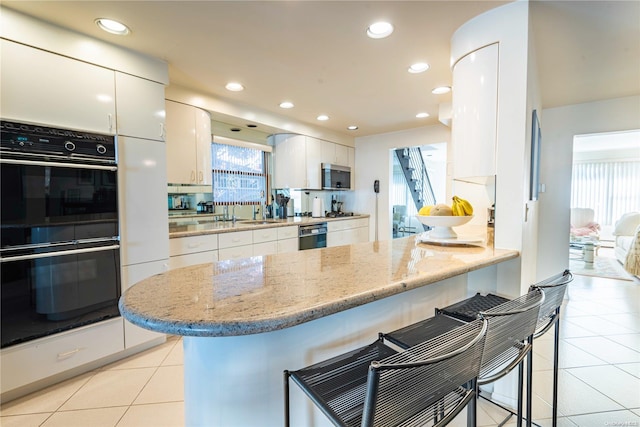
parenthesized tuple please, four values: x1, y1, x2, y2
(3, 1, 639, 138)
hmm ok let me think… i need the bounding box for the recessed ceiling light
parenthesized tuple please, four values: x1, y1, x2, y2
(230, 128, 241, 132)
(279, 101, 294, 109)
(408, 63, 430, 74)
(246, 124, 257, 128)
(432, 86, 451, 95)
(366, 21, 393, 39)
(95, 18, 130, 35)
(317, 115, 329, 121)
(225, 82, 244, 92)
(416, 112, 430, 118)
(347, 125, 359, 131)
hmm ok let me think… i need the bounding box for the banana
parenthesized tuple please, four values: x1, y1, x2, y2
(452, 196, 474, 216)
(451, 200, 464, 216)
(418, 205, 433, 216)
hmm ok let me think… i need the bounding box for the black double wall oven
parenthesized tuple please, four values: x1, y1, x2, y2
(0, 120, 121, 349)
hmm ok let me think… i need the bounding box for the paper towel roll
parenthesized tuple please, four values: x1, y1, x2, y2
(312, 197, 324, 217)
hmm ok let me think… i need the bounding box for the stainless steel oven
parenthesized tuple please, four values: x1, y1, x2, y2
(299, 223, 327, 251)
(0, 120, 121, 349)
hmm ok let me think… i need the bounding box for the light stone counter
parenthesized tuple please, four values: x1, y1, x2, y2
(118, 236, 518, 426)
(168, 214, 368, 238)
(119, 237, 517, 337)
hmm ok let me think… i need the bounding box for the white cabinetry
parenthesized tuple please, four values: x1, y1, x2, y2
(115, 73, 166, 141)
(273, 133, 355, 189)
(0, 318, 124, 396)
(118, 137, 169, 266)
(272, 134, 308, 189)
(327, 218, 369, 247)
(252, 228, 278, 256)
(218, 230, 254, 260)
(305, 137, 322, 189)
(169, 234, 219, 269)
(172, 226, 300, 262)
(121, 261, 167, 348)
(0, 39, 116, 133)
(452, 43, 499, 179)
(165, 100, 212, 185)
(321, 141, 350, 166)
(277, 226, 299, 253)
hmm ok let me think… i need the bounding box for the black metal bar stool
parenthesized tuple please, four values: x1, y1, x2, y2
(384, 288, 545, 427)
(390, 270, 572, 427)
(436, 270, 573, 427)
(284, 318, 487, 427)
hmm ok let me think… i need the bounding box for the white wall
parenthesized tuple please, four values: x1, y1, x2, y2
(354, 125, 450, 241)
(537, 95, 640, 280)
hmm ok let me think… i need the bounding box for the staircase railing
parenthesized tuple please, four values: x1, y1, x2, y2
(395, 147, 436, 231)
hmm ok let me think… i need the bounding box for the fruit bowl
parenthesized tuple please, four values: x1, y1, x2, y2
(416, 215, 474, 239)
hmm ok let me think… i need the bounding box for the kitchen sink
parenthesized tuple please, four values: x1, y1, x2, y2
(237, 219, 281, 225)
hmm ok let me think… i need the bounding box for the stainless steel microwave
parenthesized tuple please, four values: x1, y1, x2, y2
(321, 163, 351, 190)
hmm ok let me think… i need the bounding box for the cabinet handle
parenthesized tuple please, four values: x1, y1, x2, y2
(108, 114, 113, 132)
(160, 122, 165, 139)
(57, 348, 81, 360)
(199, 171, 204, 183)
(191, 170, 196, 182)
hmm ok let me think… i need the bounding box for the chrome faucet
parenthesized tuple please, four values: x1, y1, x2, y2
(232, 204, 239, 223)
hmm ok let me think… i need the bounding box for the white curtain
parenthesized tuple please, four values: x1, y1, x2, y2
(571, 160, 640, 226)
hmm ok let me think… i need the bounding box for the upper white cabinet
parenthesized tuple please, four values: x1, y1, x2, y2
(165, 100, 212, 185)
(273, 134, 355, 189)
(0, 39, 116, 133)
(115, 73, 166, 141)
(452, 43, 499, 179)
(272, 134, 308, 189)
(321, 142, 349, 166)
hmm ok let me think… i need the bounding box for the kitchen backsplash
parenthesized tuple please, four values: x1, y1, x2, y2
(168, 184, 213, 216)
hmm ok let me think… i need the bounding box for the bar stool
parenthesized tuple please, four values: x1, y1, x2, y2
(384, 288, 544, 427)
(398, 270, 572, 427)
(284, 318, 487, 427)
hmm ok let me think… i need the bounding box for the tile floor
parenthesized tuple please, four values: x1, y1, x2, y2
(1, 259, 639, 427)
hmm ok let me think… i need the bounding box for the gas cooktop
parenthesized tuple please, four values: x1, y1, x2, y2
(326, 211, 354, 218)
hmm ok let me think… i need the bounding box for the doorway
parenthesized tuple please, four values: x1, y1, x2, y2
(390, 143, 447, 239)
(569, 129, 640, 279)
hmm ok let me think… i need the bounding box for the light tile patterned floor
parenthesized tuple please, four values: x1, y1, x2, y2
(1, 260, 639, 427)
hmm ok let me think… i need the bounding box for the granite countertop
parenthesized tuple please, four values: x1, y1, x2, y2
(119, 237, 519, 337)
(168, 214, 369, 238)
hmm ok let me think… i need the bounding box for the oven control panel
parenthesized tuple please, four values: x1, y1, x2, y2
(0, 120, 116, 162)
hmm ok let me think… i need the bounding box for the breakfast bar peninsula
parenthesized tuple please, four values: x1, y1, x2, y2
(119, 236, 519, 426)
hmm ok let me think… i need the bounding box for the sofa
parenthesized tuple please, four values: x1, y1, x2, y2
(570, 208, 600, 238)
(613, 212, 640, 265)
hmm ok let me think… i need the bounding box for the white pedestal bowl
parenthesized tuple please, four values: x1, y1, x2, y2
(416, 215, 474, 239)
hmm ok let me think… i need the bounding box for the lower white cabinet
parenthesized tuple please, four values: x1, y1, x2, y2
(170, 250, 219, 269)
(327, 218, 369, 248)
(278, 238, 299, 253)
(121, 260, 168, 348)
(218, 230, 254, 261)
(169, 234, 219, 269)
(219, 244, 254, 261)
(0, 318, 124, 395)
(253, 241, 278, 257)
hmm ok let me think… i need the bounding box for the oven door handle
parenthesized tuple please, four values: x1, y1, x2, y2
(0, 244, 120, 263)
(0, 237, 120, 253)
(0, 158, 117, 171)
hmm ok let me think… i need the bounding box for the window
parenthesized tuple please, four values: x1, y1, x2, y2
(212, 144, 266, 205)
